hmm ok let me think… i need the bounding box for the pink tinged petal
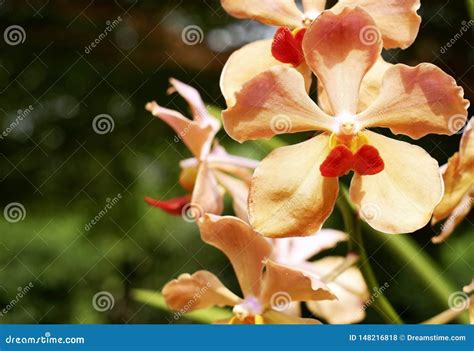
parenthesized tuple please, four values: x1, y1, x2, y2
(350, 131, 443, 234)
(302, 7, 382, 115)
(191, 162, 224, 217)
(213, 170, 250, 222)
(162, 271, 242, 311)
(198, 214, 273, 298)
(302, 0, 326, 14)
(272, 230, 348, 265)
(168, 78, 220, 130)
(262, 310, 321, 324)
(145, 102, 216, 159)
(432, 194, 473, 244)
(222, 66, 333, 143)
(220, 0, 304, 27)
(307, 256, 369, 324)
(460, 118, 474, 165)
(249, 135, 339, 238)
(260, 260, 336, 307)
(332, 0, 421, 49)
(357, 64, 470, 139)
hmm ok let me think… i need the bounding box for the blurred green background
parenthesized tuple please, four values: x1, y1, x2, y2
(0, 0, 472, 324)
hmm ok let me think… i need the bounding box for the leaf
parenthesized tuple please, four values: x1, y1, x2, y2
(132, 289, 233, 324)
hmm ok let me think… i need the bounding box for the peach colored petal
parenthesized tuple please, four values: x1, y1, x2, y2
(198, 214, 273, 298)
(302, 0, 326, 14)
(262, 310, 321, 324)
(249, 135, 339, 237)
(432, 193, 473, 244)
(271, 229, 348, 264)
(145, 101, 216, 159)
(357, 64, 470, 139)
(191, 162, 224, 217)
(162, 270, 241, 311)
(168, 78, 220, 130)
(213, 170, 250, 222)
(220, 40, 312, 107)
(332, 0, 421, 49)
(220, 0, 303, 27)
(222, 66, 333, 143)
(350, 131, 443, 234)
(460, 118, 474, 166)
(303, 7, 382, 115)
(307, 256, 368, 324)
(260, 260, 336, 307)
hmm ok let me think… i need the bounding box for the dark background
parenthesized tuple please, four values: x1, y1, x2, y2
(0, 0, 472, 324)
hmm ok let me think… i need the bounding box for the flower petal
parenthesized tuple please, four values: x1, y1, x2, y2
(198, 214, 273, 298)
(144, 194, 191, 216)
(271, 230, 348, 265)
(350, 131, 443, 234)
(249, 134, 339, 237)
(222, 66, 333, 143)
(262, 310, 321, 324)
(432, 194, 473, 244)
(168, 78, 220, 130)
(460, 118, 474, 167)
(191, 162, 224, 217)
(332, 0, 421, 49)
(145, 101, 216, 159)
(318, 56, 393, 115)
(260, 260, 336, 306)
(163, 271, 241, 311)
(307, 256, 369, 324)
(357, 63, 470, 139)
(220, 0, 303, 27)
(303, 7, 382, 115)
(302, 0, 327, 14)
(213, 170, 250, 222)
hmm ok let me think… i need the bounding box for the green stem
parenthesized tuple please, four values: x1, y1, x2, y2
(337, 190, 403, 324)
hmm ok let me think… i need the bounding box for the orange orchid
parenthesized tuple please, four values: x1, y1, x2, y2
(431, 118, 473, 243)
(145, 79, 258, 222)
(270, 231, 369, 324)
(220, 0, 420, 107)
(222, 7, 469, 237)
(162, 214, 336, 324)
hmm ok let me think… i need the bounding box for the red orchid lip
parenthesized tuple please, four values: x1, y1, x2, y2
(271, 27, 307, 67)
(144, 194, 192, 216)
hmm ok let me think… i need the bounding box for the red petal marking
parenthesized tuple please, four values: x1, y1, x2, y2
(271, 27, 306, 67)
(144, 194, 192, 216)
(320, 145, 354, 177)
(353, 144, 385, 175)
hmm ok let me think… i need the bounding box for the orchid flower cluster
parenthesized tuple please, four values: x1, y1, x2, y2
(145, 0, 472, 324)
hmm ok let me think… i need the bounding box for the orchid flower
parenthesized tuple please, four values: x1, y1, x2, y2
(222, 7, 469, 237)
(431, 118, 473, 243)
(220, 0, 420, 107)
(144, 79, 259, 221)
(270, 231, 369, 324)
(162, 214, 336, 324)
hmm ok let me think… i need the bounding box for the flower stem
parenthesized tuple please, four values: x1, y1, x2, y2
(337, 190, 403, 324)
